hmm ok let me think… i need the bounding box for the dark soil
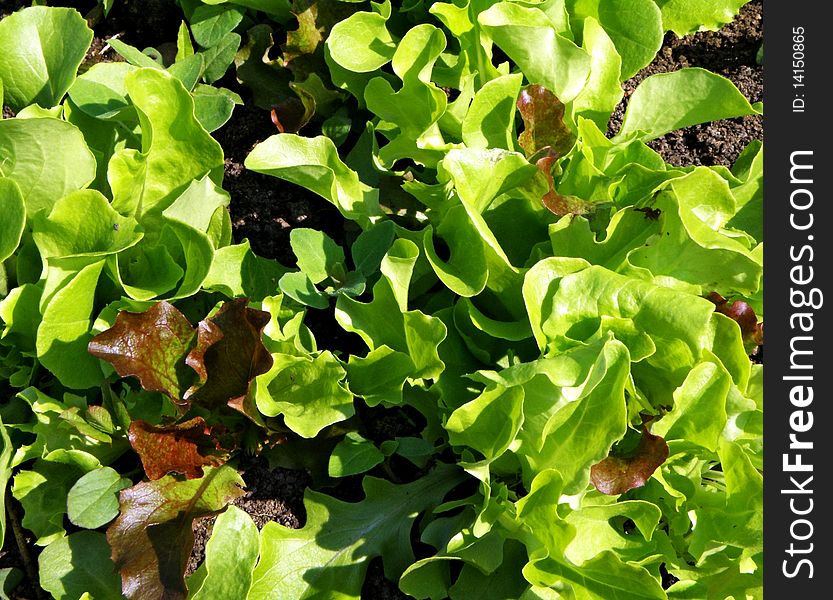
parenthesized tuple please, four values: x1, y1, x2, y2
(186, 455, 311, 577)
(607, 0, 763, 168)
(0, 1, 763, 598)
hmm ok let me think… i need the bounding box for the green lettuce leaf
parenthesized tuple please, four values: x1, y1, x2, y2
(255, 350, 354, 438)
(657, 0, 751, 37)
(249, 465, 463, 599)
(109, 68, 225, 227)
(189, 506, 259, 600)
(617, 68, 761, 141)
(38, 531, 122, 600)
(0, 118, 96, 218)
(0, 179, 26, 264)
(0, 6, 93, 110)
(567, 0, 663, 80)
(479, 3, 591, 103)
(335, 239, 447, 380)
(66, 466, 131, 530)
(245, 134, 382, 227)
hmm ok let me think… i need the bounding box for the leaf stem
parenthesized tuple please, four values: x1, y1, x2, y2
(5, 488, 47, 600)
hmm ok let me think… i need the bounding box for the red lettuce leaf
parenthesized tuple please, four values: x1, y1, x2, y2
(107, 465, 245, 600)
(590, 427, 669, 495)
(128, 417, 225, 480)
(517, 84, 575, 158)
(536, 153, 597, 216)
(88, 301, 197, 402)
(707, 292, 763, 351)
(516, 85, 591, 216)
(184, 299, 273, 411)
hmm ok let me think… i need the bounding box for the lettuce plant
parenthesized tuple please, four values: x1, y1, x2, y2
(0, 1, 762, 599)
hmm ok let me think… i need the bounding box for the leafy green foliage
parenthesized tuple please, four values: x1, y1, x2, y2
(66, 467, 131, 529)
(188, 506, 259, 600)
(249, 465, 464, 599)
(0, 1, 763, 598)
(0, 7, 93, 110)
(38, 531, 122, 600)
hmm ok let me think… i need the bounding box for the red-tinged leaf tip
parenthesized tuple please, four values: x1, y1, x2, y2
(590, 427, 669, 495)
(707, 292, 764, 349)
(517, 84, 575, 159)
(107, 466, 245, 600)
(536, 152, 596, 216)
(88, 301, 196, 401)
(271, 94, 314, 134)
(128, 418, 225, 480)
(184, 299, 273, 411)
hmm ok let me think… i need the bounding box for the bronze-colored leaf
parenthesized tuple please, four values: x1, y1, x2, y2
(88, 301, 196, 401)
(517, 84, 576, 158)
(107, 465, 245, 600)
(536, 152, 597, 216)
(707, 292, 763, 351)
(128, 417, 224, 480)
(590, 427, 669, 495)
(184, 299, 273, 411)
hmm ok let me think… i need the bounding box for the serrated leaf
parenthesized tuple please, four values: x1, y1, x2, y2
(128, 417, 224, 480)
(66, 466, 131, 529)
(184, 299, 273, 411)
(249, 465, 463, 599)
(590, 427, 669, 495)
(88, 301, 197, 401)
(106, 465, 245, 600)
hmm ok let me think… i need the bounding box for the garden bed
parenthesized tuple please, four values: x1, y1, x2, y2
(0, 1, 764, 598)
